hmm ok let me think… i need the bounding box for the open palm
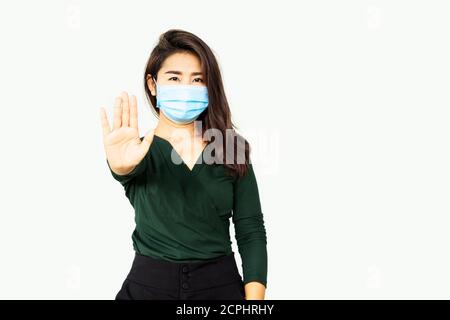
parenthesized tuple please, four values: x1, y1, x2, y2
(100, 91, 154, 174)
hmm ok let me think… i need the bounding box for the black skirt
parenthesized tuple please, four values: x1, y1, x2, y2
(115, 252, 246, 300)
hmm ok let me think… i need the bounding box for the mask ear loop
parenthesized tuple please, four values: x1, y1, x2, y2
(147, 74, 157, 87)
(151, 76, 159, 112)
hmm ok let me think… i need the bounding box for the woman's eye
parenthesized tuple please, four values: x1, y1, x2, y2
(193, 78, 203, 83)
(168, 77, 179, 81)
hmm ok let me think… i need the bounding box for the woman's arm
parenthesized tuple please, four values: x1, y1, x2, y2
(232, 163, 268, 300)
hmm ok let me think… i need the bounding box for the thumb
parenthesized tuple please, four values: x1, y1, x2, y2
(140, 128, 155, 152)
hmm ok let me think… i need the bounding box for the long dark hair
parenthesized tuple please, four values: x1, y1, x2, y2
(143, 29, 250, 178)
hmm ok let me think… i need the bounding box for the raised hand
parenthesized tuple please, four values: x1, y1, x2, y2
(100, 91, 155, 175)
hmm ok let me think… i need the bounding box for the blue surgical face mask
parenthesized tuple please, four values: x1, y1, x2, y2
(153, 77, 209, 124)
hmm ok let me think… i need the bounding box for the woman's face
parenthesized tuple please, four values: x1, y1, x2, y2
(147, 52, 206, 97)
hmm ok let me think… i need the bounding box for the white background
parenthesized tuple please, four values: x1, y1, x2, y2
(0, 0, 449, 299)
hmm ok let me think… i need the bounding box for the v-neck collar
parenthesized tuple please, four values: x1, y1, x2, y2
(153, 134, 207, 178)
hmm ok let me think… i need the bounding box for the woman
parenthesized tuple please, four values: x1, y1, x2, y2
(99, 29, 267, 300)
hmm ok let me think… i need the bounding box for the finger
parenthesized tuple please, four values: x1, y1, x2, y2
(129, 94, 138, 130)
(99, 107, 111, 137)
(121, 91, 130, 127)
(140, 128, 155, 152)
(113, 97, 122, 130)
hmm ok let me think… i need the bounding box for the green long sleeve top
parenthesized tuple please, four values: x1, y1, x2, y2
(106, 135, 268, 287)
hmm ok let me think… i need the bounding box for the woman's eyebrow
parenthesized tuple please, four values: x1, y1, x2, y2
(164, 70, 203, 76)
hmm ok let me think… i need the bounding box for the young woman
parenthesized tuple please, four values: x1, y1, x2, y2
(99, 29, 267, 300)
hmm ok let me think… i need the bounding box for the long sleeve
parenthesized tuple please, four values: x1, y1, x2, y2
(106, 136, 147, 187)
(232, 163, 268, 288)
